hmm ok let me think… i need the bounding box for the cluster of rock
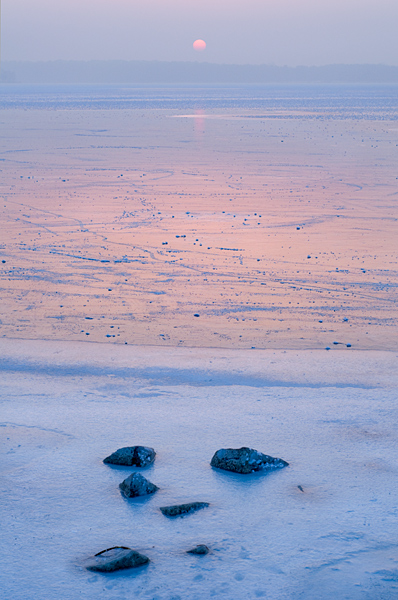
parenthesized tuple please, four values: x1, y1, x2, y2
(86, 445, 288, 572)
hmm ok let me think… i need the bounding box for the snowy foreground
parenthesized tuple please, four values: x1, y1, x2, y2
(1, 339, 398, 600)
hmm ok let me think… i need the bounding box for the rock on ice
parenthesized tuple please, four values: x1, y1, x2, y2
(210, 447, 288, 474)
(85, 546, 149, 572)
(160, 502, 209, 517)
(187, 544, 210, 555)
(103, 446, 156, 467)
(119, 473, 159, 498)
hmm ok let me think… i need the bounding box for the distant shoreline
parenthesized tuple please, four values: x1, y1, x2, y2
(2, 60, 398, 85)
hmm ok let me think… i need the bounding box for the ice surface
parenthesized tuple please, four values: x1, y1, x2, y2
(1, 85, 397, 351)
(1, 83, 397, 598)
(1, 339, 398, 599)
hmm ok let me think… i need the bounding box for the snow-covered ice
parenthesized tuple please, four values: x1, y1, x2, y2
(1, 339, 398, 599)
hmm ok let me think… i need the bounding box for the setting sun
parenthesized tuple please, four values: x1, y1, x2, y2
(193, 39, 206, 52)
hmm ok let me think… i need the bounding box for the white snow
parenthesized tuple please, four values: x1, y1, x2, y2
(1, 339, 398, 599)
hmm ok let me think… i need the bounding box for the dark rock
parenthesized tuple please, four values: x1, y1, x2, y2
(85, 546, 149, 572)
(160, 502, 209, 518)
(210, 447, 288, 474)
(119, 473, 158, 498)
(103, 446, 155, 467)
(187, 545, 210, 555)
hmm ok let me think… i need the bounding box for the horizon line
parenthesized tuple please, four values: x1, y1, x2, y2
(3, 59, 398, 69)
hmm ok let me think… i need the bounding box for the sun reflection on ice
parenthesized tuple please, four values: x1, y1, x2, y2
(194, 109, 205, 139)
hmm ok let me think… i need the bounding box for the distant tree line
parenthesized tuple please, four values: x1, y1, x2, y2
(3, 61, 398, 84)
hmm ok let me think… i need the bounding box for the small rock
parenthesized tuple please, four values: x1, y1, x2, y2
(210, 447, 288, 474)
(103, 446, 155, 467)
(85, 546, 149, 572)
(119, 473, 158, 498)
(160, 502, 209, 518)
(187, 545, 210, 555)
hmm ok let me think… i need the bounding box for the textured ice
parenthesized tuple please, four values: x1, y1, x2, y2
(1, 339, 398, 600)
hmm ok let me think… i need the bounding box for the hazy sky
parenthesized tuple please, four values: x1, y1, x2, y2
(2, 0, 398, 66)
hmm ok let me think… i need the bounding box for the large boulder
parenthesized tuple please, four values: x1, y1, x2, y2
(103, 446, 155, 467)
(210, 447, 288, 474)
(160, 502, 209, 518)
(85, 546, 149, 572)
(119, 473, 159, 498)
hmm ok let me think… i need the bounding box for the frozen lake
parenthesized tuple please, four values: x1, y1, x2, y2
(0, 84, 397, 350)
(1, 339, 398, 600)
(1, 85, 398, 598)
